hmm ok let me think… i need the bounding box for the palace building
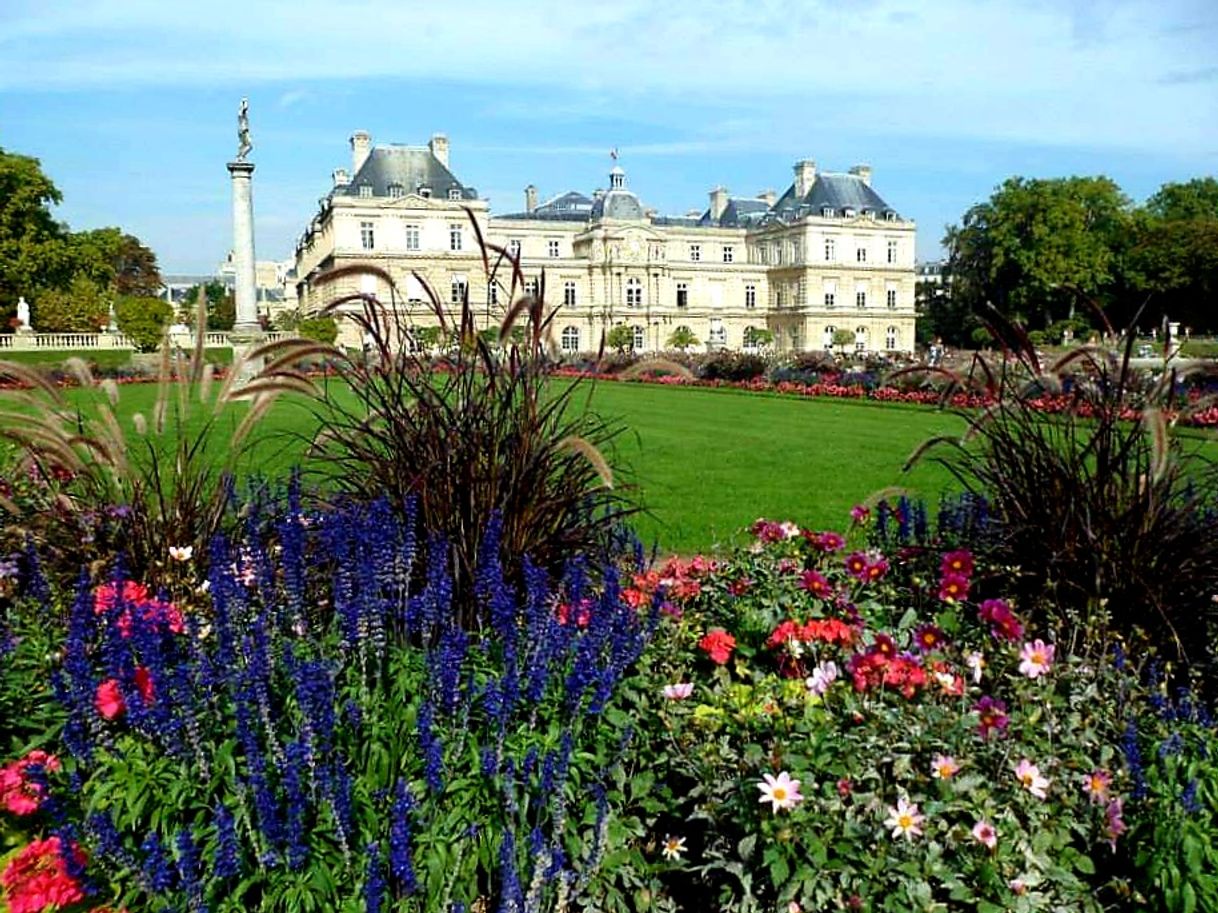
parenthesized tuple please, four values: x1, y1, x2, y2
(293, 131, 917, 354)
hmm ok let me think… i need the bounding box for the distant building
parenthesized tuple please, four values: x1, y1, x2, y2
(163, 256, 297, 321)
(293, 131, 917, 354)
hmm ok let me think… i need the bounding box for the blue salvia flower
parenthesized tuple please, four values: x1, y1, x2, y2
(1112, 642, 1126, 671)
(327, 757, 355, 854)
(213, 802, 241, 880)
(364, 842, 386, 913)
(1122, 721, 1148, 800)
(1159, 732, 1184, 758)
(283, 740, 311, 869)
(897, 496, 913, 541)
(528, 827, 545, 857)
(876, 500, 890, 540)
(388, 780, 418, 894)
(913, 501, 929, 542)
(88, 811, 136, 870)
(23, 536, 50, 604)
(279, 472, 307, 629)
(1182, 780, 1202, 814)
(141, 832, 177, 892)
(345, 699, 363, 732)
(497, 829, 524, 913)
(482, 747, 499, 778)
(432, 624, 469, 716)
(54, 824, 92, 895)
(417, 699, 444, 793)
(175, 827, 207, 913)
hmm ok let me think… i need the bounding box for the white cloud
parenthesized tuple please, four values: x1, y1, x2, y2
(2, 0, 1214, 157)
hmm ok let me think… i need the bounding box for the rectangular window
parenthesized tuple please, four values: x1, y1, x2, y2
(824, 291, 835, 309)
(507, 239, 521, 258)
(563, 281, 576, 306)
(676, 282, 688, 308)
(548, 240, 561, 259)
(776, 287, 785, 309)
(856, 290, 867, 308)
(404, 224, 420, 251)
(360, 221, 375, 251)
(451, 274, 467, 304)
(449, 224, 463, 252)
(722, 245, 734, 263)
(887, 289, 897, 308)
(358, 184, 372, 198)
(689, 244, 701, 262)
(448, 188, 462, 201)
(632, 325, 645, 351)
(745, 283, 756, 309)
(856, 247, 867, 263)
(824, 239, 835, 262)
(524, 278, 539, 298)
(488, 283, 498, 306)
(887, 240, 898, 264)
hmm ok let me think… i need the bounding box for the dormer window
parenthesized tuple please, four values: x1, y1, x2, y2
(843, 207, 856, 218)
(418, 185, 433, 199)
(862, 208, 874, 219)
(358, 184, 373, 198)
(448, 187, 462, 201)
(387, 183, 404, 199)
(822, 207, 834, 218)
(884, 210, 897, 221)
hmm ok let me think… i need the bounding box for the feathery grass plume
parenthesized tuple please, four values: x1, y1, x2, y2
(905, 304, 1218, 675)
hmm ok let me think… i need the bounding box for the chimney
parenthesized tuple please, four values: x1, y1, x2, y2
(592, 188, 606, 201)
(429, 133, 450, 168)
(525, 184, 538, 213)
(758, 189, 776, 207)
(849, 163, 872, 186)
(685, 209, 701, 219)
(708, 186, 729, 221)
(332, 168, 350, 189)
(350, 131, 372, 174)
(794, 160, 817, 198)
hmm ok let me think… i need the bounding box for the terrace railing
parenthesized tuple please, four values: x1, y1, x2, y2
(0, 330, 285, 352)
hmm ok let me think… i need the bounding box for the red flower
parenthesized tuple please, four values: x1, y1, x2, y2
(0, 751, 61, 816)
(864, 556, 889, 582)
(798, 570, 832, 598)
(698, 628, 736, 665)
(939, 549, 974, 578)
(801, 618, 856, 647)
(1, 836, 88, 913)
(978, 599, 1024, 642)
(766, 620, 802, 650)
(726, 577, 752, 596)
(938, 573, 970, 602)
(134, 667, 154, 704)
(974, 696, 1010, 739)
(95, 680, 125, 720)
(806, 530, 845, 552)
(555, 600, 592, 628)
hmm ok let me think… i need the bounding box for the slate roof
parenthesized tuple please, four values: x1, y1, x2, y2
(697, 197, 772, 228)
(590, 188, 646, 220)
(339, 146, 478, 200)
(498, 190, 595, 221)
(771, 173, 899, 221)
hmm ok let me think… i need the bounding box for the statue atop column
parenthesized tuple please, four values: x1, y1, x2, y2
(236, 97, 253, 162)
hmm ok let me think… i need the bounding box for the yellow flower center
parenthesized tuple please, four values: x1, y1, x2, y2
(773, 787, 787, 801)
(898, 814, 914, 829)
(1020, 773, 1033, 786)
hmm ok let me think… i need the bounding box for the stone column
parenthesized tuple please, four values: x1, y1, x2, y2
(227, 160, 261, 334)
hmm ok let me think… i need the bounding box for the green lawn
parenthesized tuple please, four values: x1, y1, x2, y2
(31, 378, 964, 553)
(0, 348, 235, 369)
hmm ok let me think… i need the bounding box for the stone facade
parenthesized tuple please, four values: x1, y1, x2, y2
(293, 133, 917, 355)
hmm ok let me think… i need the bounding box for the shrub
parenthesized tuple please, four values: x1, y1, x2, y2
(114, 295, 172, 352)
(296, 315, 338, 344)
(906, 312, 1218, 673)
(831, 328, 855, 350)
(696, 351, 768, 382)
(260, 213, 636, 628)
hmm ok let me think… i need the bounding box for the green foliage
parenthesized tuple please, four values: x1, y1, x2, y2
(0, 147, 74, 309)
(831, 328, 856, 349)
(742, 326, 774, 349)
(182, 281, 236, 331)
(296, 316, 338, 345)
(606, 324, 635, 353)
(1145, 178, 1218, 222)
(697, 351, 767, 382)
(114, 295, 172, 353)
(667, 326, 700, 351)
(945, 176, 1132, 331)
(31, 274, 110, 333)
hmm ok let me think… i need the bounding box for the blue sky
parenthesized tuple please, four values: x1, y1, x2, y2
(2, 0, 1216, 274)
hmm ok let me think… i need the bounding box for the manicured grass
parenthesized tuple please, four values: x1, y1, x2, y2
(0, 348, 235, 369)
(31, 378, 964, 553)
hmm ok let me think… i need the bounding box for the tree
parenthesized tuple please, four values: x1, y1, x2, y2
(181, 282, 235, 331)
(945, 176, 1132, 330)
(114, 296, 172, 352)
(605, 324, 634, 353)
(1145, 177, 1218, 222)
(32, 275, 110, 333)
(297, 316, 339, 345)
(666, 325, 699, 351)
(0, 147, 77, 314)
(831, 328, 856, 350)
(743, 326, 774, 348)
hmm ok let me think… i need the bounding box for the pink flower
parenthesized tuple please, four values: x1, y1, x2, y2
(698, 629, 736, 665)
(1018, 639, 1055, 678)
(971, 820, 998, 849)
(850, 505, 870, 524)
(863, 555, 889, 582)
(757, 771, 804, 813)
(1014, 759, 1050, 799)
(884, 797, 924, 840)
(0, 751, 61, 817)
(1083, 769, 1112, 804)
(940, 549, 974, 578)
(95, 680, 125, 720)
(663, 683, 694, 701)
(938, 573, 970, 602)
(798, 569, 833, 599)
(844, 551, 869, 580)
(930, 755, 960, 780)
(813, 531, 846, 552)
(978, 599, 1024, 642)
(805, 661, 838, 696)
(1105, 798, 1127, 850)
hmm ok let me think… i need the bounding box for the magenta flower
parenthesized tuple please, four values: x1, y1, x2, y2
(974, 696, 1009, 739)
(938, 573, 970, 602)
(940, 549, 974, 578)
(971, 820, 998, 849)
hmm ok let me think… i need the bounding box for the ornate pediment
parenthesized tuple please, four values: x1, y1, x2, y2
(578, 226, 666, 264)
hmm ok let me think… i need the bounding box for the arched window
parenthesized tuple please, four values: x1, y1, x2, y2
(886, 325, 898, 351)
(561, 326, 580, 353)
(632, 325, 645, 351)
(855, 326, 868, 352)
(625, 277, 643, 308)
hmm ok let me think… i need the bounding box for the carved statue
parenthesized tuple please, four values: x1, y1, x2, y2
(15, 296, 30, 329)
(236, 97, 253, 161)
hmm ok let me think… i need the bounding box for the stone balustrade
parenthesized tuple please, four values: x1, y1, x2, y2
(0, 331, 285, 352)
